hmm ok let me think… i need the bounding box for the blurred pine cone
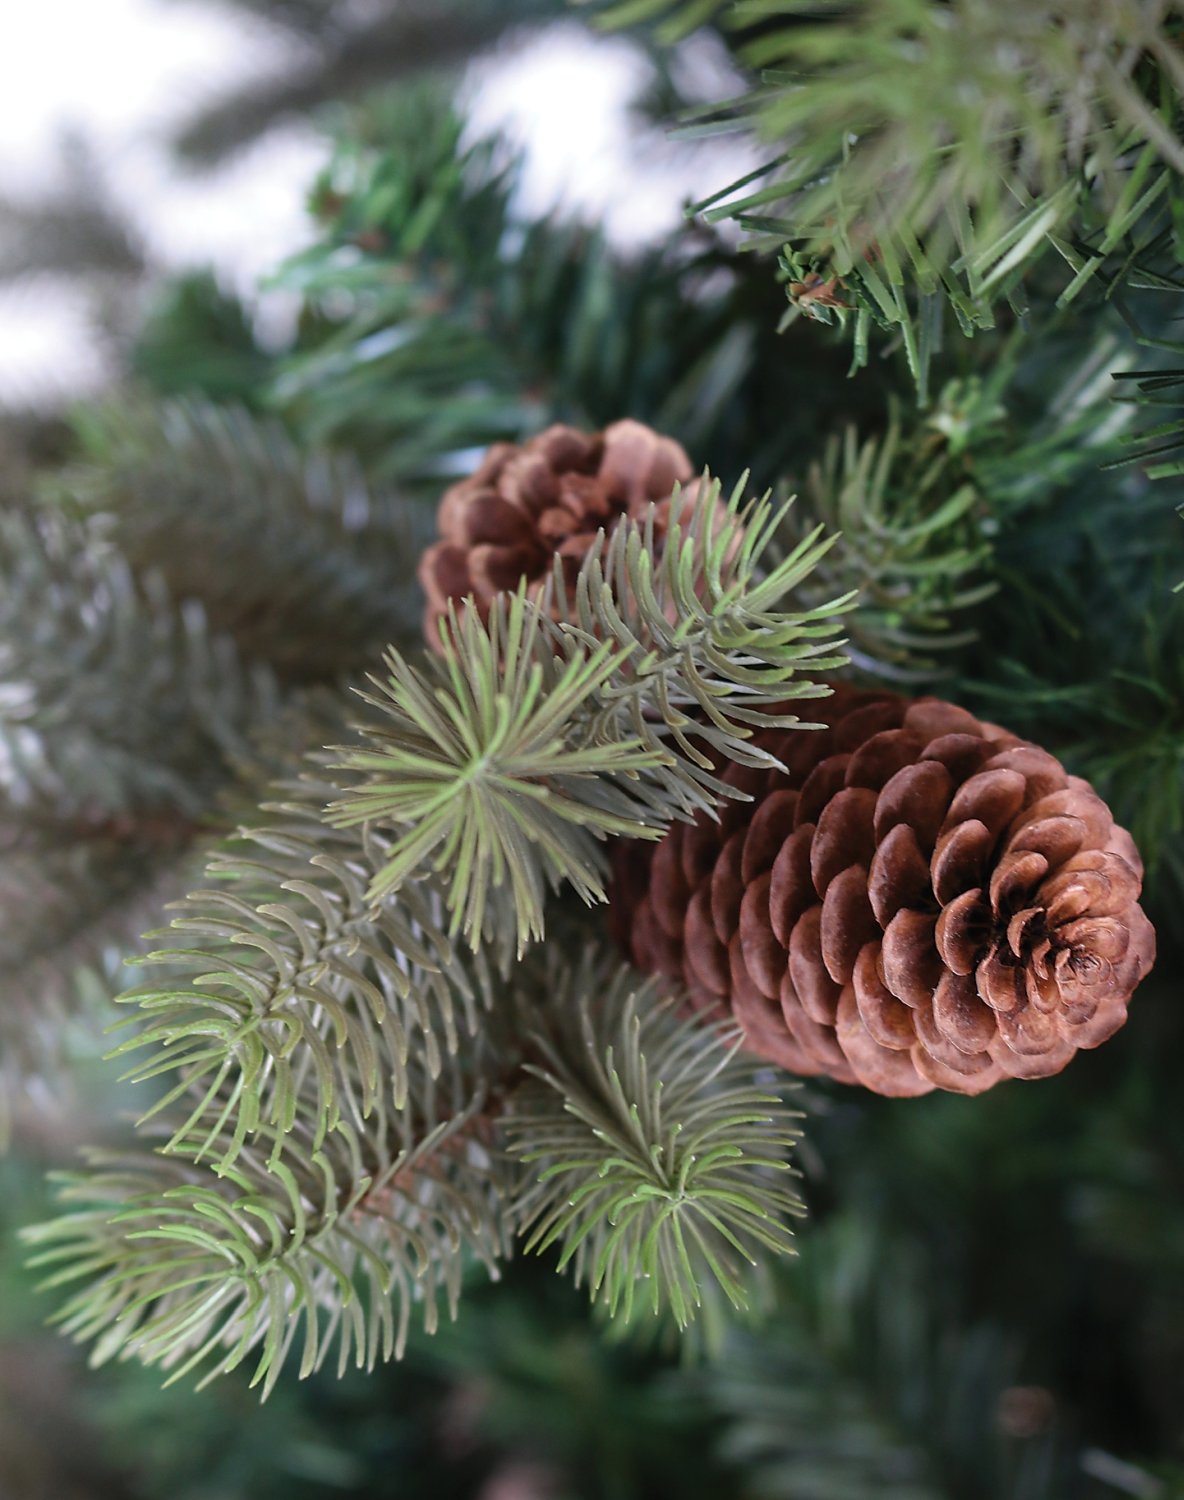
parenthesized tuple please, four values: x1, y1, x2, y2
(417, 420, 694, 649)
(610, 687, 1155, 1096)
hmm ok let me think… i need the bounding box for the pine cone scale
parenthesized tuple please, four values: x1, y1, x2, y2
(611, 686, 1155, 1097)
(418, 419, 696, 648)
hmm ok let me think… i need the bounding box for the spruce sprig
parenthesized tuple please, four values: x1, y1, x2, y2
(593, 0, 1184, 393)
(509, 968, 804, 1330)
(105, 764, 487, 1172)
(28, 957, 810, 1391)
(778, 392, 998, 680)
(329, 603, 666, 955)
(563, 477, 852, 787)
(25, 1055, 509, 1399)
(59, 398, 429, 679)
(331, 478, 851, 956)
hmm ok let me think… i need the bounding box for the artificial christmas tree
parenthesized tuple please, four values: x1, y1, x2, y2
(2, 2, 1183, 1496)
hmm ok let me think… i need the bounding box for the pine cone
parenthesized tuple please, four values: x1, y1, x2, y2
(610, 687, 1155, 1096)
(417, 420, 694, 649)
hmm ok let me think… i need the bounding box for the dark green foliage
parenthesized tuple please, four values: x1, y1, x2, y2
(269, 86, 881, 490)
(598, 0, 1184, 396)
(1106, 254, 1184, 520)
(709, 1216, 1069, 1500)
(778, 392, 995, 680)
(132, 272, 274, 407)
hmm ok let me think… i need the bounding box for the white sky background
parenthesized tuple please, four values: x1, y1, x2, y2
(0, 1, 755, 405)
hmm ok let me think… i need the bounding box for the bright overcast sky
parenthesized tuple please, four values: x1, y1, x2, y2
(0, 1, 751, 403)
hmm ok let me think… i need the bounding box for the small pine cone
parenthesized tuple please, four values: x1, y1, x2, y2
(417, 420, 694, 649)
(610, 687, 1155, 1097)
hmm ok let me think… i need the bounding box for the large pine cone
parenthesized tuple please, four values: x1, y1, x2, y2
(418, 420, 694, 650)
(610, 687, 1155, 1096)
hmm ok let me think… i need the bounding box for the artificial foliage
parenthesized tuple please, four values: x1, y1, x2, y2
(591, 0, 1184, 397)
(2, 1, 1184, 1496)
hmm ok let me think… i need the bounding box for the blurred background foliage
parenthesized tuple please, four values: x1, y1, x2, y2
(1, 0, 1183, 1496)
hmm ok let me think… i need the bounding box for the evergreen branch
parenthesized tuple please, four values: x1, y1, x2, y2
(0, 690, 370, 1131)
(776, 394, 996, 681)
(331, 479, 850, 953)
(271, 87, 844, 492)
(0, 505, 281, 821)
(508, 966, 804, 1331)
(132, 271, 273, 408)
(0, 503, 289, 1109)
(106, 759, 489, 1173)
(597, 0, 1184, 393)
(0, 824, 197, 1097)
(555, 475, 852, 794)
(1108, 290, 1184, 485)
(24, 1053, 510, 1397)
(59, 398, 430, 680)
(330, 601, 665, 954)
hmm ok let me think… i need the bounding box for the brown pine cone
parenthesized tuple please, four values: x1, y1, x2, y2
(417, 420, 694, 650)
(610, 687, 1155, 1097)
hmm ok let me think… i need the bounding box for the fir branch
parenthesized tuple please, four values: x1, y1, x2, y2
(0, 505, 280, 821)
(25, 1052, 511, 1398)
(776, 385, 998, 681)
(598, 0, 1184, 393)
(0, 690, 361, 1111)
(553, 476, 851, 789)
(106, 759, 489, 1173)
(331, 479, 850, 952)
(59, 398, 430, 680)
(507, 966, 804, 1331)
(329, 602, 665, 954)
(0, 504, 288, 1108)
(0, 823, 197, 1097)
